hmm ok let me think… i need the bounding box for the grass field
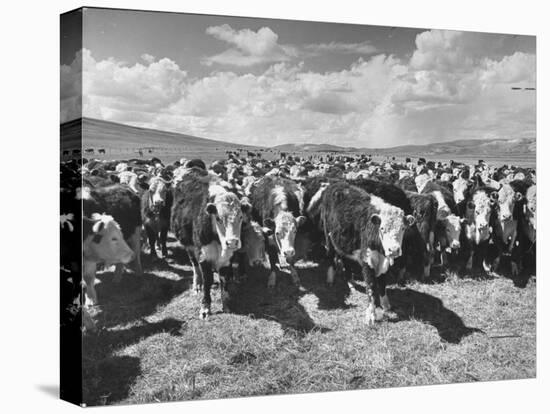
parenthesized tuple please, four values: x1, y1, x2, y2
(82, 236, 536, 406)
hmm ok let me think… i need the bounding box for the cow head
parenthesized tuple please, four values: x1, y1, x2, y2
(241, 221, 270, 268)
(496, 183, 522, 223)
(149, 176, 171, 208)
(206, 192, 247, 251)
(369, 199, 413, 260)
(264, 213, 306, 260)
(441, 214, 462, 250)
(465, 190, 495, 244)
(452, 177, 470, 204)
(84, 213, 134, 265)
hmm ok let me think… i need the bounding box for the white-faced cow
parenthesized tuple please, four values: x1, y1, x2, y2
(171, 167, 249, 318)
(320, 182, 413, 325)
(141, 176, 173, 259)
(249, 176, 306, 288)
(82, 213, 134, 306)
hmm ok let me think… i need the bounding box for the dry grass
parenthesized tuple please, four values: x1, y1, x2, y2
(82, 237, 536, 406)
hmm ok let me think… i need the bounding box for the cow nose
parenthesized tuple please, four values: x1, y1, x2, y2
(284, 248, 295, 258)
(387, 246, 401, 257)
(501, 214, 512, 221)
(226, 239, 240, 249)
(451, 240, 461, 249)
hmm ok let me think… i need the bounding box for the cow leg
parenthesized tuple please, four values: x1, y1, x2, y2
(362, 264, 378, 326)
(199, 261, 213, 319)
(219, 265, 235, 313)
(129, 225, 143, 276)
(326, 264, 336, 286)
(465, 249, 474, 273)
(83, 260, 98, 307)
(289, 264, 300, 286)
(266, 244, 278, 289)
(159, 226, 169, 258)
(187, 249, 203, 294)
(378, 275, 390, 311)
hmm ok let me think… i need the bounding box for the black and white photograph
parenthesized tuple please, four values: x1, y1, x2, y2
(58, 4, 538, 408)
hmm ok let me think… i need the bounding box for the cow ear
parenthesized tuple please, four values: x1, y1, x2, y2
(261, 227, 273, 237)
(467, 201, 475, 210)
(296, 216, 307, 227)
(370, 214, 381, 226)
(489, 191, 499, 200)
(240, 198, 252, 214)
(206, 203, 218, 215)
(514, 192, 523, 201)
(263, 218, 275, 230)
(405, 214, 416, 226)
(110, 174, 120, 183)
(92, 234, 103, 244)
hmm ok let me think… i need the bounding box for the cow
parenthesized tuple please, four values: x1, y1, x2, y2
(98, 148, 106, 154)
(82, 213, 134, 306)
(249, 176, 307, 288)
(72, 149, 81, 156)
(404, 192, 438, 280)
(141, 176, 173, 259)
(62, 150, 69, 156)
(80, 184, 143, 282)
(422, 181, 462, 267)
(461, 186, 498, 274)
(491, 182, 524, 275)
(84, 148, 94, 154)
(320, 182, 413, 325)
(171, 167, 250, 318)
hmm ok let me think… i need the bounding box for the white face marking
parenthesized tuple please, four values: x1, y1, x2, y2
(369, 195, 406, 258)
(432, 191, 451, 219)
(452, 178, 469, 204)
(443, 214, 461, 249)
(306, 183, 328, 214)
(415, 174, 431, 193)
(84, 215, 134, 265)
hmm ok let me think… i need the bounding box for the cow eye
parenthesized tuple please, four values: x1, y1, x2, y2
(111, 237, 118, 241)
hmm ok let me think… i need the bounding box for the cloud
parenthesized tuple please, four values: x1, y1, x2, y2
(203, 24, 295, 66)
(62, 30, 535, 148)
(305, 41, 377, 55)
(141, 53, 156, 63)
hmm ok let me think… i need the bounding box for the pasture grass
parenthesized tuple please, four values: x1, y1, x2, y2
(82, 239, 536, 406)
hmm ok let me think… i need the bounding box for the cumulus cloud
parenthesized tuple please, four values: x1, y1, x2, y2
(61, 29, 535, 148)
(202, 24, 295, 66)
(141, 53, 156, 63)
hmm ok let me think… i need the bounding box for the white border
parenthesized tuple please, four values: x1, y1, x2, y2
(2, 1, 546, 413)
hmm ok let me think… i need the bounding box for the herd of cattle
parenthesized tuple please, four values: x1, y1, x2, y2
(60, 152, 536, 330)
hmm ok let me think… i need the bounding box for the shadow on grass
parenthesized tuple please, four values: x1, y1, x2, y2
(232, 267, 331, 336)
(387, 288, 483, 344)
(82, 317, 185, 406)
(94, 250, 193, 328)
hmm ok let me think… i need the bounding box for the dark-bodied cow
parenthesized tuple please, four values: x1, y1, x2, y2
(422, 181, 463, 267)
(171, 167, 249, 318)
(491, 181, 524, 275)
(80, 184, 143, 281)
(141, 176, 173, 259)
(405, 192, 438, 280)
(320, 182, 413, 325)
(249, 176, 306, 288)
(461, 186, 498, 273)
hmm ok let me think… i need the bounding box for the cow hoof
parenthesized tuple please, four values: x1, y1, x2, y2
(267, 272, 276, 289)
(482, 260, 491, 273)
(199, 306, 211, 319)
(382, 309, 399, 321)
(511, 262, 519, 277)
(365, 304, 376, 326)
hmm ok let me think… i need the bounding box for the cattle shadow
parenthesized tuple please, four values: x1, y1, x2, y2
(231, 268, 330, 336)
(387, 288, 483, 344)
(94, 253, 193, 328)
(82, 317, 184, 406)
(296, 261, 354, 311)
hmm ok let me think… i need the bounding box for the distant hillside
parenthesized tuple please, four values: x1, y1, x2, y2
(369, 138, 536, 156)
(272, 137, 535, 158)
(272, 143, 358, 152)
(60, 117, 259, 151)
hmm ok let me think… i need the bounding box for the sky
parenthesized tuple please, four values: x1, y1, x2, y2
(60, 7, 536, 148)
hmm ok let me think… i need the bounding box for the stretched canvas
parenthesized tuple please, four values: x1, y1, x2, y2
(60, 6, 536, 407)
